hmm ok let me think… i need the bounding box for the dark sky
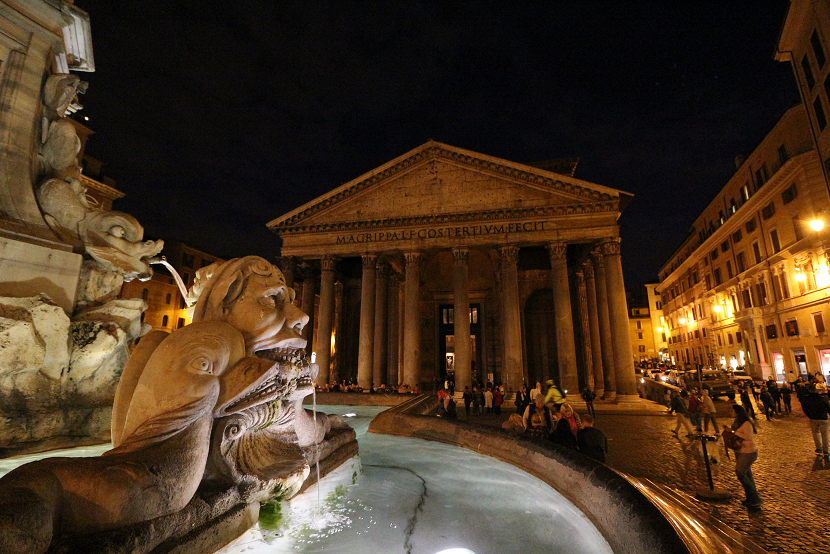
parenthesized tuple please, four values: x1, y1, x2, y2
(74, 1, 799, 291)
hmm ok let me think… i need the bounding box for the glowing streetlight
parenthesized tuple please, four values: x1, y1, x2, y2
(795, 272, 807, 282)
(679, 317, 687, 325)
(712, 305, 722, 312)
(810, 219, 824, 232)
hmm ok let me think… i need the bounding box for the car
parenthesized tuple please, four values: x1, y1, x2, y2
(684, 369, 734, 398)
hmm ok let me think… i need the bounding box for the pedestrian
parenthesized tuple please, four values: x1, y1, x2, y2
(581, 386, 597, 418)
(444, 390, 458, 419)
(551, 402, 582, 449)
(477, 386, 485, 415)
(472, 386, 481, 415)
(801, 384, 830, 457)
(780, 382, 792, 414)
(545, 380, 566, 411)
(729, 404, 762, 509)
(700, 388, 719, 434)
(462, 386, 473, 416)
(515, 384, 529, 415)
(493, 386, 503, 415)
(759, 386, 775, 421)
(739, 385, 756, 420)
(751, 381, 761, 404)
(577, 413, 608, 463)
(484, 386, 494, 414)
(670, 390, 694, 436)
(687, 390, 703, 431)
(522, 396, 553, 440)
(766, 377, 781, 413)
(530, 381, 543, 403)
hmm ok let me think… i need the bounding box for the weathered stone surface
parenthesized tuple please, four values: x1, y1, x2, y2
(0, 295, 70, 380)
(0, 257, 357, 554)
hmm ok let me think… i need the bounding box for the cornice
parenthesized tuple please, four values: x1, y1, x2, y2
(269, 145, 617, 230)
(273, 200, 618, 236)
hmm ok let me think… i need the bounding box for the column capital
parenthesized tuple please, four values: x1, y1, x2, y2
(404, 251, 421, 267)
(591, 249, 605, 269)
(361, 253, 378, 269)
(600, 238, 622, 256)
(582, 261, 595, 280)
(575, 270, 585, 283)
(320, 255, 339, 271)
(452, 247, 470, 265)
(499, 245, 520, 264)
(375, 262, 390, 277)
(547, 242, 567, 261)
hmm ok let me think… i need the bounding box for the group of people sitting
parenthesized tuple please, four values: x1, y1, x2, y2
(316, 380, 420, 394)
(520, 396, 607, 462)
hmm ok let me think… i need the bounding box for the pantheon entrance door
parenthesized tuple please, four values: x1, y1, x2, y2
(438, 304, 481, 385)
(524, 289, 557, 387)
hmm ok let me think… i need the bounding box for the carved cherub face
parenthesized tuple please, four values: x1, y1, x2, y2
(223, 272, 308, 356)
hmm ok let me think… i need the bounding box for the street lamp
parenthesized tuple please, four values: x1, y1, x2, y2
(679, 317, 687, 325)
(810, 219, 824, 232)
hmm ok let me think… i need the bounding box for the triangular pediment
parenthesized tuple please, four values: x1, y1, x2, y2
(268, 142, 629, 231)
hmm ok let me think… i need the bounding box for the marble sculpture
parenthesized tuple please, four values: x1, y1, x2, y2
(0, 257, 357, 554)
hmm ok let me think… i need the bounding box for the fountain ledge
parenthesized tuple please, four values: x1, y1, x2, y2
(368, 395, 768, 554)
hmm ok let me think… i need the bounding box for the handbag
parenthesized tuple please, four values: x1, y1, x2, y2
(721, 427, 743, 450)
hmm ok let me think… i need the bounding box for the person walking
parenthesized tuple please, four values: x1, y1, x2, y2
(581, 387, 597, 418)
(472, 386, 481, 415)
(739, 385, 756, 420)
(687, 390, 703, 431)
(700, 388, 719, 434)
(484, 387, 494, 414)
(670, 390, 694, 436)
(530, 381, 543, 403)
(766, 377, 781, 413)
(577, 413, 608, 463)
(759, 386, 775, 421)
(493, 387, 503, 415)
(515, 385, 529, 415)
(462, 386, 473, 417)
(729, 404, 762, 509)
(801, 384, 830, 457)
(780, 382, 793, 414)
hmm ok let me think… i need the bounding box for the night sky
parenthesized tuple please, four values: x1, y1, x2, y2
(73, 1, 800, 292)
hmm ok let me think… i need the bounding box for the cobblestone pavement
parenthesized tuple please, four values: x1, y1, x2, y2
(459, 399, 830, 554)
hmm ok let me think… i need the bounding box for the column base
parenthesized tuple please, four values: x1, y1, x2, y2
(594, 388, 605, 398)
(602, 391, 616, 401)
(614, 394, 642, 403)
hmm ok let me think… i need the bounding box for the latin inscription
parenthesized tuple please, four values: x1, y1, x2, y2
(336, 221, 546, 245)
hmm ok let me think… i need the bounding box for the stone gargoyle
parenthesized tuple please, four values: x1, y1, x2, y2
(0, 256, 357, 554)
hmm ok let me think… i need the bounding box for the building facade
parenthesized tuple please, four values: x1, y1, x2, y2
(657, 105, 830, 381)
(777, 0, 830, 195)
(269, 141, 640, 399)
(628, 284, 667, 364)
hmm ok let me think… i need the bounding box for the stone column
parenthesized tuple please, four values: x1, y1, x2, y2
(315, 256, 337, 386)
(402, 251, 422, 388)
(452, 247, 472, 393)
(583, 262, 605, 397)
(548, 243, 578, 394)
(398, 275, 406, 385)
(500, 246, 523, 391)
(387, 273, 401, 387)
(332, 281, 344, 384)
(357, 253, 377, 391)
(279, 256, 297, 290)
(601, 239, 638, 399)
(372, 262, 389, 388)
(575, 270, 594, 391)
(593, 250, 616, 399)
(300, 267, 316, 356)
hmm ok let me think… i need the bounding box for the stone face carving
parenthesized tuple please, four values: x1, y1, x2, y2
(0, 257, 357, 554)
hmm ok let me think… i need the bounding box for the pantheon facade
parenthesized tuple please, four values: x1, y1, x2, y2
(268, 142, 638, 399)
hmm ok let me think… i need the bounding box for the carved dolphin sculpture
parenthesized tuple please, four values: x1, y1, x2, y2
(0, 320, 289, 554)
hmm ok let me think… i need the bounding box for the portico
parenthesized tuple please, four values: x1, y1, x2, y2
(268, 141, 639, 398)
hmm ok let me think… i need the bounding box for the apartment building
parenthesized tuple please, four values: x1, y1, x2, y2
(657, 104, 830, 381)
